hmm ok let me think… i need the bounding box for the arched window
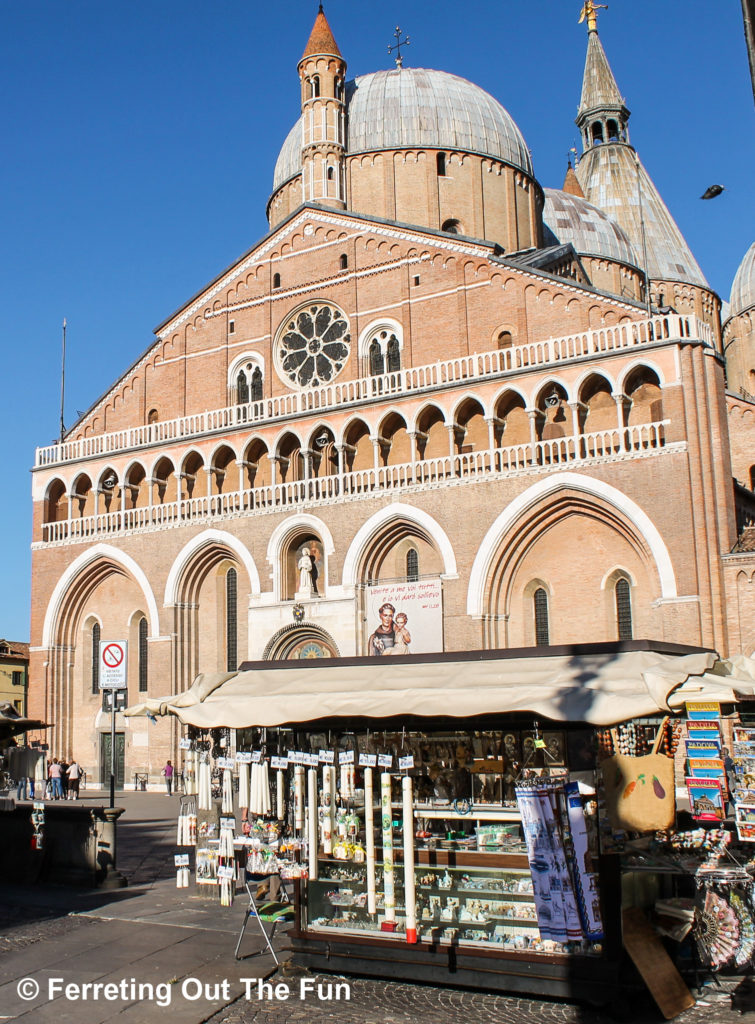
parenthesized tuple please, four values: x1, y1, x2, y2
(607, 119, 619, 141)
(147, 408, 159, 424)
(533, 589, 549, 646)
(226, 568, 238, 672)
(91, 622, 100, 694)
(386, 336, 401, 373)
(273, 272, 281, 289)
(369, 339, 384, 376)
(591, 123, 604, 144)
(138, 616, 148, 692)
(251, 366, 263, 403)
(436, 153, 446, 176)
(442, 218, 461, 234)
(237, 370, 249, 405)
(406, 548, 419, 582)
(497, 330, 513, 350)
(327, 166, 334, 181)
(311, 75, 320, 98)
(339, 253, 348, 270)
(615, 578, 633, 640)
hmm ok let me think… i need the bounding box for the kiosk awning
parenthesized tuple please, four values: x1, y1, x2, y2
(125, 645, 755, 728)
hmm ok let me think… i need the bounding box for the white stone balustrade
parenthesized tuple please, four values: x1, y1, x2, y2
(39, 420, 677, 544)
(34, 314, 709, 469)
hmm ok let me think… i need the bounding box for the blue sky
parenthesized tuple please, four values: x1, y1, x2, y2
(1, 0, 753, 642)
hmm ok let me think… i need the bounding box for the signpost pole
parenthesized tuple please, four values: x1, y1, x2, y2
(110, 698, 116, 809)
(99, 640, 127, 810)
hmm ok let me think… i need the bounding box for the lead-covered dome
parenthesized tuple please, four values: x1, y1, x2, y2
(273, 67, 532, 191)
(731, 242, 755, 316)
(542, 188, 638, 267)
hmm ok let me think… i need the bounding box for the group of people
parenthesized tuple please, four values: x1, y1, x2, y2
(17, 757, 82, 801)
(46, 757, 82, 799)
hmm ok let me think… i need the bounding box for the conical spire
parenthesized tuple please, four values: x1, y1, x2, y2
(563, 163, 585, 198)
(301, 5, 342, 60)
(578, 30, 624, 116)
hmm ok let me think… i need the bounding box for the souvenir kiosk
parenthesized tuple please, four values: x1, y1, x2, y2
(126, 641, 755, 1005)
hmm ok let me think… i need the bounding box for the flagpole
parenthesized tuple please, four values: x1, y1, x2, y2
(59, 318, 67, 444)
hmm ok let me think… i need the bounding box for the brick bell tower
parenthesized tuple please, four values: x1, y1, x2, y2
(298, 5, 347, 210)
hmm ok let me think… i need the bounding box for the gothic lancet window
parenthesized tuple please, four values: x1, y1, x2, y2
(251, 367, 263, 403)
(534, 589, 549, 646)
(369, 340, 384, 376)
(406, 548, 419, 582)
(615, 578, 633, 640)
(386, 337, 401, 373)
(226, 568, 238, 672)
(138, 616, 148, 692)
(91, 622, 100, 694)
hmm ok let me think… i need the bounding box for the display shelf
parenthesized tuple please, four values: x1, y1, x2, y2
(303, 850, 542, 954)
(414, 806, 520, 821)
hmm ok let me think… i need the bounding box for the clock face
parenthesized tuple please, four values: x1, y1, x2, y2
(275, 303, 350, 389)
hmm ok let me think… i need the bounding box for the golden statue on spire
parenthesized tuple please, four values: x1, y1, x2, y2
(579, 1, 608, 32)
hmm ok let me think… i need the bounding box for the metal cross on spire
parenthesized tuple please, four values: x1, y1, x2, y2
(388, 26, 410, 68)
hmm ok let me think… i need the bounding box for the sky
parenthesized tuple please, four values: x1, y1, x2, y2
(1, 0, 753, 643)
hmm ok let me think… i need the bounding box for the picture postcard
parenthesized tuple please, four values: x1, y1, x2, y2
(686, 778, 725, 821)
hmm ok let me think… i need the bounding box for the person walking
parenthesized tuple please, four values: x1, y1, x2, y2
(48, 759, 63, 800)
(67, 759, 81, 800)
(162, 760, 174, 795)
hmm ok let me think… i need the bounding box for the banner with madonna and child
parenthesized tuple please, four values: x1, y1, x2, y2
(364, 579, 443, 656)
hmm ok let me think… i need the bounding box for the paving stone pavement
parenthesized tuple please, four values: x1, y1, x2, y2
(2, 790, 753, 1024)
(206, 960, 748, 1024)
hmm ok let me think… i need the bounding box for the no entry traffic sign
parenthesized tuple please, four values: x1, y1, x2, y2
(99, 640, 128, 689)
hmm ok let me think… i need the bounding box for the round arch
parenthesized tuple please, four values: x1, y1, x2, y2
(262, 623, 341, 660)
(466, 472, 678, 616)
(341, 503, 458, 587)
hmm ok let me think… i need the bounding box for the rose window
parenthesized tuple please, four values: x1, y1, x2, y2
(276, 304, 350, 388)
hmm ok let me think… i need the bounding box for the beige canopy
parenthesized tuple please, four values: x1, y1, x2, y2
(125, 648, 755, 729)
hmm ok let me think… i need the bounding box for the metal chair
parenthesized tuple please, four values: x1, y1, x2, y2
(234, 870, 293, 963)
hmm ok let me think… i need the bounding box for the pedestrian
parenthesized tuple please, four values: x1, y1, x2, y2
(162, 759, 174, 795)
(67, 759, 81, 800)
(60, 760, 69, 799)
(48, 758, 63, 800)
(16, 775, 29, 801)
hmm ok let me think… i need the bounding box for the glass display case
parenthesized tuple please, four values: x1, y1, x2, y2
(303, 851, 562, 953)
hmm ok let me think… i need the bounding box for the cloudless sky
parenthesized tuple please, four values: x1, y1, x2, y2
(1, 0, 753, 643)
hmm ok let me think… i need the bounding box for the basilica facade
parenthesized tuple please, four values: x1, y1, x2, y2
(28, 8, 755, 783)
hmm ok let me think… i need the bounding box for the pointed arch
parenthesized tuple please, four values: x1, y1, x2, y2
(164, 529, 260, 605)
(42, 544, 160, 648)
(342, 503, 458, 587)
(466, 472, 678, 616)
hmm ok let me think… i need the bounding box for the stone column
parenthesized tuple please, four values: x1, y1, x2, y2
(613, 393, 628, 453)
(569, 402, 583, 460)
(527, 409, 539, 465)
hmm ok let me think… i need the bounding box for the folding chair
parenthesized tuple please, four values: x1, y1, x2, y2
(234, 870, 294, 963)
